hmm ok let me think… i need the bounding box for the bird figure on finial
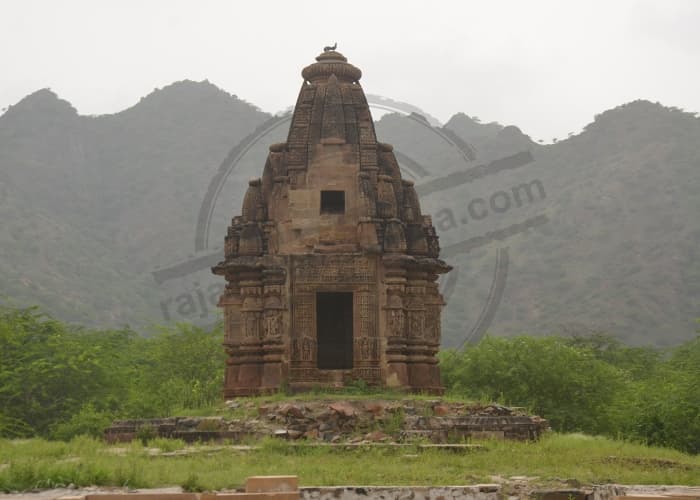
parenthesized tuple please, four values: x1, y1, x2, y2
(324, 42, 337, 52)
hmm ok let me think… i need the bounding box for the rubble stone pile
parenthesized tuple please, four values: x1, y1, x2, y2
(104, 400, 548, 444)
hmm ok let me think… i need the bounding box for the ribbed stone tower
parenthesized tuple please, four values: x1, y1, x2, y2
(213, 49, 452, 396)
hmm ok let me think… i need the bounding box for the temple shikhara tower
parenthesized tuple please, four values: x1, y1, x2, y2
(213, 49, 451, 396)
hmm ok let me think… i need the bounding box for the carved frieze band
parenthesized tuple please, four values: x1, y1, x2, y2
(293, 256, 376, 283)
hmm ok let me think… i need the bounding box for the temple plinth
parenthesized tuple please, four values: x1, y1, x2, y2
(212, 50, 452, 396)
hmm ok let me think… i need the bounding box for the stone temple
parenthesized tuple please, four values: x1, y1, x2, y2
(212, 49, 452, 397)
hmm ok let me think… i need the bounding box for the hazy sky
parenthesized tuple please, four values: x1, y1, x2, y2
(1, 0, 699, 140)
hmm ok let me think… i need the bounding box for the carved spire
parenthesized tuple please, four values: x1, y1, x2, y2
(216, 50, 450, 259)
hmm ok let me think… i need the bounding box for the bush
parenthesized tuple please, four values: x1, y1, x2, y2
(441, 332, 700, 453)
(441, 336, 628, 434)
(51, 404, 113, 441)
(623, 337, 700, 453)
(0, 306, 223, 440)
(181, 473, 206, 492)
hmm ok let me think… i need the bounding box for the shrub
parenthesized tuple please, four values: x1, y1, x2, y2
(441, 336, 627, 434)
(51, 404, 113, 441)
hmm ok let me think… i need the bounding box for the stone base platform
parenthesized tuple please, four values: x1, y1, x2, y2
(104, 400, 548, 444)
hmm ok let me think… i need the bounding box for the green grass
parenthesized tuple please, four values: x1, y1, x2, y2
(1, 433, 699, 492)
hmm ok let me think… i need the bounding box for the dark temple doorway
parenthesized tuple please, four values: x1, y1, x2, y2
(316, 292, 353, 369)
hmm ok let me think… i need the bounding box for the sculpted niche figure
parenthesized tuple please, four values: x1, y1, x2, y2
(213, 49, 452, 396)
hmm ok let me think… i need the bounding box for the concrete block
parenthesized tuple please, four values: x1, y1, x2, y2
(245, 476, 299, 493)
(85, 495, 198, 500)
(213, 494, 299, 500)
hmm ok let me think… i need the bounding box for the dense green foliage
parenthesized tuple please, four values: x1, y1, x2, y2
(1, 306, 699, 454)
(0, 307, 223, 440)
(440, 332, 700, 453)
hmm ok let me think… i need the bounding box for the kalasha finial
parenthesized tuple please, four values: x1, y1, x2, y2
(323, 42, 337, 52)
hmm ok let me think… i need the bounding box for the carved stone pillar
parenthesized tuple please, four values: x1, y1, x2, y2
(352, 286, 380, 384)
(261, 268, 286, 391)
(290, 289, 316, 385)
(405, 268, 442, 394)
(220, 278, 242, 397)
(383, 260, 409, 388)
(229, 269, 264, 395)
(424, 272, 444, 345)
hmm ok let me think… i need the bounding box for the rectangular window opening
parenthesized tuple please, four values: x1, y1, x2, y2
(320, 190, 345, 214)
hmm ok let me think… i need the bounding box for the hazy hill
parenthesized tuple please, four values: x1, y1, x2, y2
(0, 82, 270, 325)
(376, 101, 700, 346)
(1, 84, 698, 345)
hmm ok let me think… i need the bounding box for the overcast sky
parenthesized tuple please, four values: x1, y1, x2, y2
(1, 0, 699, 141)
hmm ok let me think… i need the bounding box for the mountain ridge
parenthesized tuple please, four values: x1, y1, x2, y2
(0, 82, 697, 346)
